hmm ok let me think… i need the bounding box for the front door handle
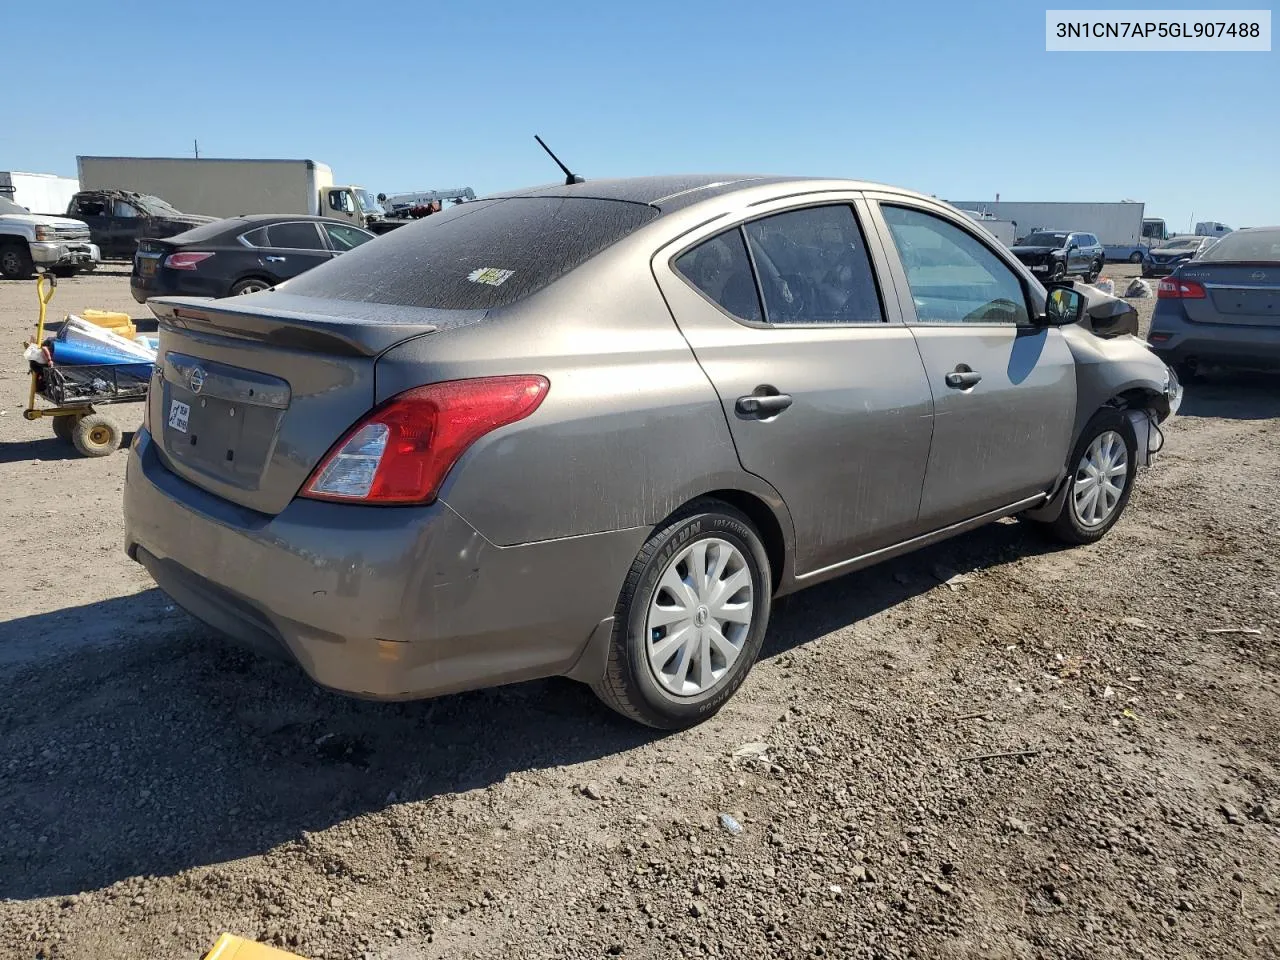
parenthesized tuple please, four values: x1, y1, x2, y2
(265, 255, 286, 263)
(736, 389, 793, 418)
(945, 368, 983, 389)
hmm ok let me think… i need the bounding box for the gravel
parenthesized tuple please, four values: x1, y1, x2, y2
(1, 266, 1278, 960)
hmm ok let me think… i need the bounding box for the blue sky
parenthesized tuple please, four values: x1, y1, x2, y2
(5, 0, 1276, 229)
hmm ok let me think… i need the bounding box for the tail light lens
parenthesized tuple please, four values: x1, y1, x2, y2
(1157, 278, 1206, 299)
(301, 375, 549, 505)
(164, 252, 214, 271)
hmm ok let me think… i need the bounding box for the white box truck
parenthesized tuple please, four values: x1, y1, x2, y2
(0, 171, 81, 214)
(76, 156, 388, 230)
(947, 200, 1169, 263)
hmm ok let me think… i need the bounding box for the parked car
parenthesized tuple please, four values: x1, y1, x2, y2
(124, 175, 1181, 729)
(1148, 226, 1280, 377)
(130, 215, 376, 303)
(0, 197, 100, 279)
(1142, 235, 1217, 277)
(45, 190, 215, 260)
(1010, 230, 1105, 282)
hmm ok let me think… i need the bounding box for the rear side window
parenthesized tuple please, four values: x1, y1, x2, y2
(267, 222, 325, 250)
(743, 205, 883, 324)
(239, 226, 269, 247)
(674, 229, 763, 323)
(285, 197, 660, 309)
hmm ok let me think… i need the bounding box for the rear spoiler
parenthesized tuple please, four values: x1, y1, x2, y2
(148, 296, 439, 357)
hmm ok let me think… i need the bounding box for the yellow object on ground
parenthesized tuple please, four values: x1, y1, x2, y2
(203, 933, 309, 960)
(79, 308, 137, 339)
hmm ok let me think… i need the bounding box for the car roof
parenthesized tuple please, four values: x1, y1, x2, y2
(228, 214, 361, 225)
(487, 174, 935, 214)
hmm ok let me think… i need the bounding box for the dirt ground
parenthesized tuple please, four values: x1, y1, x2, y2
(0, 265, 1277, 960)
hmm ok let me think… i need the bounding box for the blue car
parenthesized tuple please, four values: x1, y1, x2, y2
(1148, 227, 1280, 377)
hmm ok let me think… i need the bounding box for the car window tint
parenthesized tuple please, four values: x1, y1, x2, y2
(881, 205, 1029, 325)
(743, 205, 883, 324)
(674, 229, 763, 323)
(267, 222, 325, 250)
(285, 197, 660, 310)
(112, 200, 139, 218)
(324, 223, 374, 252)
(239, 227, 269, 248)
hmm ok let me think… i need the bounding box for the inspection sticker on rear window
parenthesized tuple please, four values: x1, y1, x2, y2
(168, 399, 190, 434)
(467, 267, 515, 287)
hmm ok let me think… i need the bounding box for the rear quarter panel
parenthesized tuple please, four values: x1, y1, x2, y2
(373, 237, 774, 548)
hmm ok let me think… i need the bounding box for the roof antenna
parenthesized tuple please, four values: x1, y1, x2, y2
(535, 134, 585, 185)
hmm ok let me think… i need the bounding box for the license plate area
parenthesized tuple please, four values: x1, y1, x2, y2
(161, 353, 290, 489)
(140, 258, 157, 277)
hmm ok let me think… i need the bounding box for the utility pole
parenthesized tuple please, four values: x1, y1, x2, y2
(194, 139, 200, 159)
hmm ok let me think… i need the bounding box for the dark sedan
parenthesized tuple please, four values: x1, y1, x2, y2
(1148, 227, 1280, 377)
(130, 215, 375, 303)
(1141, 235, 1218, 278)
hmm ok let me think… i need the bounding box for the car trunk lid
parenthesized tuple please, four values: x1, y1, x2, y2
(146, 292, 465, 515)
(1177, 264, 1280, 327)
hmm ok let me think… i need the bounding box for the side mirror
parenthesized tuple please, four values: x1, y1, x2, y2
(1067, 242, 1079, 251)
(1042, 283, 1086, 326)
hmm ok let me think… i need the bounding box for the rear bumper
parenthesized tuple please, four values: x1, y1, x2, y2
(123, 430, 646, 700)
(1149, 306, 1280, 370)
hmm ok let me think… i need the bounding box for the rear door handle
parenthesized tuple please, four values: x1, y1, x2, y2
(736, 390, 794, 418)
(945, 369, 983, 389)
(265, 255, 286, 263)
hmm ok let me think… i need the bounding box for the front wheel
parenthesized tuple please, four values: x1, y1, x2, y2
(1034, 408, 1137, 545)
(1128, 251, 1144, 264)
(1050, 261, 1067, 281)
(0, 242, 34, 280)
(593, 500, 772, 729)
(72, 412, 123, 458)
(1084, 260, 1102, 284)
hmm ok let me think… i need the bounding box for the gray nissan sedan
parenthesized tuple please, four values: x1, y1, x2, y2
(124, 175, 1181, 729)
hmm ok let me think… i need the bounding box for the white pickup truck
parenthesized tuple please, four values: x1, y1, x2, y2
(0, 197, 101, 280)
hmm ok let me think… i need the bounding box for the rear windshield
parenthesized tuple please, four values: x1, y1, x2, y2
(283, 197, 659, 310)
(1198, 229, 1280, 262)
(166, 219, 242, 244)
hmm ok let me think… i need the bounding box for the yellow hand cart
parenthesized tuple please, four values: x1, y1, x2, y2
(22, 274, 152, 457)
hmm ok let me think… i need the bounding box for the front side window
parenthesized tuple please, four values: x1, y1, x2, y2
(328, 190, 355, 214)
(742, 205, 884, 324)
(112, 199, 139, 218)
(881, 205, 1029, 325)
(674, 229, 763, 322)
(267, 222, 325, 250)
(324, 223, 374, 252)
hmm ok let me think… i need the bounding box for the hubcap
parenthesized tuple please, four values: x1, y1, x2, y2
(646, 538, 754, 697)
(238, 283, 266, 295)
(1072, 430, 1128, 527)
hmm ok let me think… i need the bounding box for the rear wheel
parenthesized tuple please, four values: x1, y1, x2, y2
(1034, 408, 1137, 545)
(52, 414, 78, 442)
(593, 500, 772, 729)
(72, 413, 122, 458)
(0, 242, 34, 280)
(230, 277, 271, 296)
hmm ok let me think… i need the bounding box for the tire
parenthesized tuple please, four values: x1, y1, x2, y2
(1128, 251, 1144, 264)
(1050, 261, 1067, 281)
(72, 413, 122, 458)
(0, 242, 34, 281)
(592, 499, 773, 729)
(230, 277, 272, 296)
(1084, 260, 1102, 284)
(52, 415, 77, 443)
(1035, 408, 1137, 546)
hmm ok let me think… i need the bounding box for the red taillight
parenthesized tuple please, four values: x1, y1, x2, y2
(164, 252, 214, 271)
(301, 375, 550, 505)
(1157, 278, 1206, 299)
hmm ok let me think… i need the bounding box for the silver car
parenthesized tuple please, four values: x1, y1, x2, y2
(123, 175, 1181, 729)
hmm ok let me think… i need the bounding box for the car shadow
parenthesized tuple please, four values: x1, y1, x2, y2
(0, 432, 138, 463)
(0, 520, 1062, 900)
(1176, 370, 1280, 420)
